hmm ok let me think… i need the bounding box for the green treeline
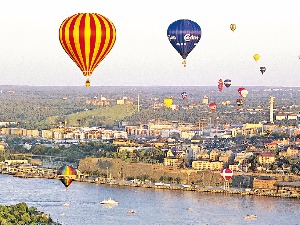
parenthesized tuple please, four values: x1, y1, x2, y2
(0, 202, 60, 225)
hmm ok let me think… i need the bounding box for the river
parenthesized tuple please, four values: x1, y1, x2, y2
(0, 174, 299, 225)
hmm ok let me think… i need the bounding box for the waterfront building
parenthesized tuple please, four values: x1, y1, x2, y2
(253, 176, 277, 190)
(274, 181, 300, 195)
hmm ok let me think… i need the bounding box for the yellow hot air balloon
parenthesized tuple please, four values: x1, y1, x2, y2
(59, 13, 117, 87)
(230, 24, 236, 32)
(164, 97, 173, 108)
(253, 54, 260, 62)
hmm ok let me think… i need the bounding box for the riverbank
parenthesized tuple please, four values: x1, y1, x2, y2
(1, 163, 300, 199)
(78, 177, 300, 199)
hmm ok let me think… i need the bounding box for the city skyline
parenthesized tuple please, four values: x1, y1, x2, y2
(0, 0, 299, 87)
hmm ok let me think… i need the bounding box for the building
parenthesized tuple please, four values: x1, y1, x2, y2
(192, 160, 224, 171)
(275, 112, 286, 121)
(287, 114, 298, 120)
(258, 152, 276, 164)
(253, 176, 277, 189)
(264, 142, 278, 151)
(279, 147, 299, 158)
(274, 181, 300, 195)
(209, 149, 220, 161)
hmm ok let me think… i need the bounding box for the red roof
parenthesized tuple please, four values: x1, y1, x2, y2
(259, 152, 275, 157)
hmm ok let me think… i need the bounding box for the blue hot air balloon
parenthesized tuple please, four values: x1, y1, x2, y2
(167, 19, 202, 67)
(224, 79, 232, 88)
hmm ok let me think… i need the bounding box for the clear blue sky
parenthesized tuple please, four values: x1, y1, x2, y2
(0, 0, 299, 87)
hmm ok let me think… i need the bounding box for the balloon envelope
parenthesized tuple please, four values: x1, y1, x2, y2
(218, 79, 223, 91)
(224, 79, 231, 88)
(236, 98, 244, 107)
(164, 98, 173, 108)
(59, 13, 116, 86)
(238, 87, 248, 98)
(220, 168, 233, 181)
(260, 67, 266, 74)
(167, 19, 201, 60)
(253, 54, 260, 62)
(181, 92, 188, 99)
(209, 102, 217, 112)
(230, 24, 236, 32)
(57, 165, 76, 189)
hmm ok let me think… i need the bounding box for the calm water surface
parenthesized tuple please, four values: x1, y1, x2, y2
(1, 174, 300, 225)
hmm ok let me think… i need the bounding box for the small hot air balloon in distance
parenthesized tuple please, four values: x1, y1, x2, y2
(167, 19, 202, 67)
(260, 67, 266, 74)
(238, 87, 248, 98)
(181, 92, 188, 100)
(230, 24, 236, 32)
(253, 54, 260, 62)
(218, 79, 223, 92)
(236, 98, 244, 107)
(209, 102, 217, 112)
(220, 168, 233, 181)
(57, 165, 76, 191)
(164, 97, 173, 108)
(224, 79, 232, 88)
(59, 13, 117, 87)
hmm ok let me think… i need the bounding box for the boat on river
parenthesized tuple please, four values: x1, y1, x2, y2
(100, 197, 119, 205)
(244, 214, 257, 219)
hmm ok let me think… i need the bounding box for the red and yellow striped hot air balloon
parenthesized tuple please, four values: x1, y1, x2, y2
(59, 13, 116, 87)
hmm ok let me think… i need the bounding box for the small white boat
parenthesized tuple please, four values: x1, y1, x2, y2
(100, 197, 119, 205)
(244, 214, 257, 219)
(63, 203, 70, 207)
(127, 209, 136, 214)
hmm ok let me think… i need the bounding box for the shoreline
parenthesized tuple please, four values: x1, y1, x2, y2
(80, 178, 300, 199)
(2, 170, 300, 199)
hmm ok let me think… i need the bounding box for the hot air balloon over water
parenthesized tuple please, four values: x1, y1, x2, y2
(167, 19, 201, 67)
(59, 13, 116, 87)
(57, 165, 76, 191)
